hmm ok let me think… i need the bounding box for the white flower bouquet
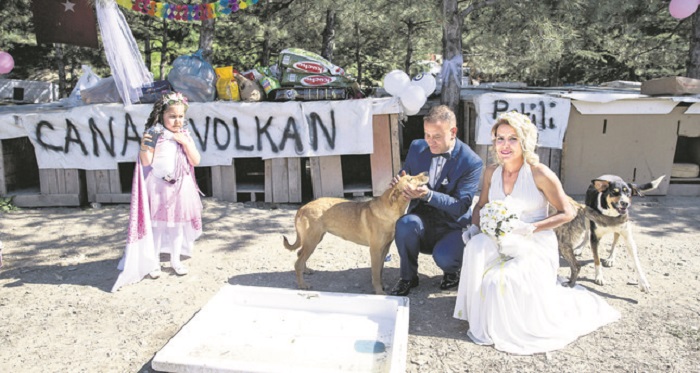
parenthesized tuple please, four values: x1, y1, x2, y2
(480, 199, 533, 258)
(480, 199, 520, 241)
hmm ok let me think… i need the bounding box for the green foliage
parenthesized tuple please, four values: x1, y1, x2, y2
(0, 197, 19, 213)
(0, 0, 694, 89)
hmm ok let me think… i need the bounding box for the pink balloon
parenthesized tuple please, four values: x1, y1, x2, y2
(0, 51, 14, 74)
(669, 0, 699, 20)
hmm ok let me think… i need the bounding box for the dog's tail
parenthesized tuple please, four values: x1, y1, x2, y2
(632, 175, 665, 196)
(282, 234, 301, 251)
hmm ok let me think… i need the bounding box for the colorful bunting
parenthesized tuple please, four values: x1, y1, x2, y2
(32, 0, 99, 48)
(116, 0, 258, 21)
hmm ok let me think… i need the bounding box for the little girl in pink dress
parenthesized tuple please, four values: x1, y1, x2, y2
(112, 92, 203, 292)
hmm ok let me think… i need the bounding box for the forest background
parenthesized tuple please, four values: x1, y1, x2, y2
(1, 0, 699, 106)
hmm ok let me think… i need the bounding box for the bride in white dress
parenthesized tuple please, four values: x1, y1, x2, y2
(453, 111, 620, 355)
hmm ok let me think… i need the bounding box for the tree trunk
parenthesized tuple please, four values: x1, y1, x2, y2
(321, 8, 336, 61)
(687, 10, 700, 78)
(55, 44, 67, 98)
(261, 27, 271, 66)
(159, 19, 168, 80)
(144, 18, 152, 72)
(441, 0, 463, 115)
(404, 20, 415, 74)
(199, 17, 215, 63)
(354, 22, 363, 83)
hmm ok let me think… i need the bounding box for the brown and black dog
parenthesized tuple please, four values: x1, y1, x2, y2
(556, 174, 664, 292)
(283, 173, 430, 294)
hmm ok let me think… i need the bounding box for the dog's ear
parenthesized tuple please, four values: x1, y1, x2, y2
(389, 186, 401, 206)
(592, 179, 609, 193)
(418, 171, 429, 184)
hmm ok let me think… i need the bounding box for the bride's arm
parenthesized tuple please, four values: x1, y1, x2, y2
(531, 163, 575, 232)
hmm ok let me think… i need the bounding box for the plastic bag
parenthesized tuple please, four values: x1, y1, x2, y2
(234, 73, 264, 102)
(68, 65, 101, 105)
(167, 50, 216, 102)
(80, 76, 123, 104)
(215, 66, 240, 101)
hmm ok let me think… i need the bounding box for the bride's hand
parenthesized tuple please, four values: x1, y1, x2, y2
(511, 221, 535, 237)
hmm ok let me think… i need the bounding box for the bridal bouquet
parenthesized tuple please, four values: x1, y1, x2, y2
(480, 199, 531, 258)
(480, 199, 520, 241)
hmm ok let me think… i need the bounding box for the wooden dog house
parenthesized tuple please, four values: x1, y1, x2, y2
(458, 87, 700, 196)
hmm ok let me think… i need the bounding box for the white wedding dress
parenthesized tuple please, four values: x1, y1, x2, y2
(453, 163, 620, 355)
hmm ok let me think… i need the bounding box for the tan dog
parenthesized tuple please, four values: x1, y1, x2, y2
(283, 172, 429, 294)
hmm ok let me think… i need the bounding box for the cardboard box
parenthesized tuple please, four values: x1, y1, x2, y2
(641, 76, 700, 96)
(152, 285, 409, 373)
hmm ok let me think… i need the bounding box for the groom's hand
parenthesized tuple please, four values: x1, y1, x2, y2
(389, 170, 407, 188)
(402, 184, 430, 201)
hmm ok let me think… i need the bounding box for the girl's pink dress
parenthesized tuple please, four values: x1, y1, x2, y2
(112, 129, 202, 292)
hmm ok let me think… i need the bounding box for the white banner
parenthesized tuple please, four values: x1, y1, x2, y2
(5, 99, 377, 170)
(474, 93, 571, 149)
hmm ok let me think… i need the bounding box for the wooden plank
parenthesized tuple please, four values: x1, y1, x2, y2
(95, 170, 111, 195)
(211, 166, 223, 199)
(0, 140, 6, 196)
(390, 114, 401, 173)
(536, 147, 552, 170)
(264, 159, 274, 203)
(109, 169, 121, 194)
(475, 144, 490, 167)
(287, 157, 302, 203)
(370, 114, 393, 196)
(462, 102, 471, 145)
(549, 148, 562, 178)
(96, 193, 132, 204)
(309, 157, 322, 199)
(309, 156, 344, 199)
(221, 164, 237, 202)
(13, 193, 81, 207)
(270, 158, 288, 203)
(64, 169, 80, 194)
(85, 170, 97, 202)
(39, 169, 59, 194)
(56, 169, 66, 194)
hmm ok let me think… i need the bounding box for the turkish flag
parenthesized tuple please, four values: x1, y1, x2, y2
(32, 0, 99, 49)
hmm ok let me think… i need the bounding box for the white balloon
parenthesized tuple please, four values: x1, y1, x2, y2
(383, 69, 410, 97)
(399, 85, 427, 114)
(411, 73, 436, 97)
(403, 104, 420, 116)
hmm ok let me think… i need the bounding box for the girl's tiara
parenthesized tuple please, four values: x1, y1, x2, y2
(162, 92, 189, 108)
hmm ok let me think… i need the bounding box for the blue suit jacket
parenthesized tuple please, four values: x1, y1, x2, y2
(402, 138, 483, 229)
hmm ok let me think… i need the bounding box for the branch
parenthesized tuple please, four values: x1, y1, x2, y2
(459, 0, 500, 19)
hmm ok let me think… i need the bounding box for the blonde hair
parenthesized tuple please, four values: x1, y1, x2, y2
(490, 111, 539, 165)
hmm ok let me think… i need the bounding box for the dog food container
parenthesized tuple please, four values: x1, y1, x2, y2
(151, 285, 409, 373)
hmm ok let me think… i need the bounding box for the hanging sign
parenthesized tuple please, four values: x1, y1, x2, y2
(116, 0, 257, 21)
(474, 93, 571, 149)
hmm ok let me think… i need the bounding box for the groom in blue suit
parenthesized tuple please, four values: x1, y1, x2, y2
(389, 105, 483, 296)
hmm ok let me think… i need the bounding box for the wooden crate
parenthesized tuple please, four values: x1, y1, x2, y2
(211, 158, 302, 203)
(10, 168, 83, 207)
(86, 168, 131, 204)
(309, 113, 402, 199)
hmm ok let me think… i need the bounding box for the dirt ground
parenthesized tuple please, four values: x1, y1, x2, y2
(0, 195, 699, 373)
